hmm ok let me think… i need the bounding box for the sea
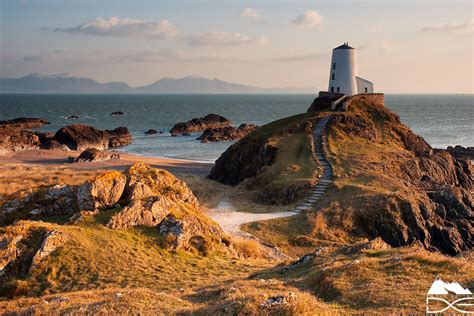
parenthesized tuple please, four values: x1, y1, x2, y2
(0, 94, 472, 162)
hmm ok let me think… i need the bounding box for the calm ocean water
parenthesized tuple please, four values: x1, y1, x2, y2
(0, 94, 472, 161)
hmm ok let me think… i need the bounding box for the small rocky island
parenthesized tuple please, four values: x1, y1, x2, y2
(170, 113, 231, 136)
(171, 113, 259, 142)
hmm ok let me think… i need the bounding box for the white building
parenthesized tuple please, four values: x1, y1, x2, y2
(327, 43, 373, 96)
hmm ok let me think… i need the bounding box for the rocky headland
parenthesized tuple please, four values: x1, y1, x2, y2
(210, 95, 473, 256)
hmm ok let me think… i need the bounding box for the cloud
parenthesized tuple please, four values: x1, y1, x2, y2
(53, 17, 178, 39)
(290, 10, 323, 28)
(420, 19, 473, 34)
(240, 8, 264, 22)
(186, 32, 268, 47)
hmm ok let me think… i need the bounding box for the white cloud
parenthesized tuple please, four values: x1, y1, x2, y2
(420, 19, 473, 34)
(240, 8, 264, 22)
(187, 32, 268, 47)
(53, 17, 178, 39)
(290, 10, 323, 28)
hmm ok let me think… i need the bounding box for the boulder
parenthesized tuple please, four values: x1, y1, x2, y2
(66, 115, 79, 119)
(76, 171, 126, 211)
(111, 111, 126, 116)
(157, 216, 188, 251)
(70, 148, 120, 163)
(107, 127, 132, 147)
(53, 124, 110, 151)
(42, 139, 70, 151)
(29, 230, 68, 271)
(197, 124, 259, 143)
(170, 114, 231, 136)
(107, 197, 173, 229)
(123, 163, 199, 208)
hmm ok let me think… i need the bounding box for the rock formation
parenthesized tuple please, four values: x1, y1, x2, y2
(76, 171, 127, 211)
(170, 114, 231, 136)
(197, 124, 259, 143)
(107, 127, 132, 147)
(51, 124, 132, 150)
(145, 129, 158, 135)
(434, 145, 474, 160)
(69, 148, 120, 163)
(0, 118, 49, 153)
(53, 124, 110, 151)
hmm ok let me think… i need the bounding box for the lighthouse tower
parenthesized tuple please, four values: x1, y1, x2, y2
(328, 42, 373, 96)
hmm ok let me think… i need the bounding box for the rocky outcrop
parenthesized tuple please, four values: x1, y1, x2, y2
(0, 117, 50, 129)
(107, 197, 172, 229)
(197, 124, 259, 143)
(435, 145, 474, 160)
(76, 171, 127, 211)
(1, 184, 78, 225)
(105, 163, 227, 252)
(52, 125, 132, 150)
(29, 230, 68, 271)
(53, 124, 110, 151)
(107, 127, 132, 147)
(70, 148, 120, 163)
(123, 163, 199, 208)
(170, 114, 231, 136)
(0, 118, 50, 153)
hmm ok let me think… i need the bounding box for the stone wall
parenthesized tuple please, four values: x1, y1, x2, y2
(344, 93, 384, 110)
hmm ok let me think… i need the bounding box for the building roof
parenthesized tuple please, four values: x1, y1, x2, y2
(334, 43, 354, 50)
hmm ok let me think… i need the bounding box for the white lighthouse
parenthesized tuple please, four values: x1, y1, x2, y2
(328, 42, 373, 96)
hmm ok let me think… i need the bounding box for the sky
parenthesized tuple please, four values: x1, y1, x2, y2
(0, 0, 473, 93)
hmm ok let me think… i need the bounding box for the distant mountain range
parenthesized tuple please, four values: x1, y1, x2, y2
(0, 73, 316, 94)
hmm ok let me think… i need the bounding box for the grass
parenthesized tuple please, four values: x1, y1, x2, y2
(3, 220, 273, 298)
(254, 242, 474, 314)
(236, 109, 331, 205)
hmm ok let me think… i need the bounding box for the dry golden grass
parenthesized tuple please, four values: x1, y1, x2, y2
(0, 163, 106, 198)
(0, 288, 194, 315)
(256, 243, 474, 314)
(230, 237, 265, 259)
(21, 220, 271, 297)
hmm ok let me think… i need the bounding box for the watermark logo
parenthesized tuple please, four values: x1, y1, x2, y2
(426, 276, 474, 314)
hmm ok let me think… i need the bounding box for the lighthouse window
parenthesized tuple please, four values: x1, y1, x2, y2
(365, 87, 368, 93)
(332, 63, 336, 70)
(331, 73, 335, 80)
(337, 87, 340, 93)
(331, 87, 334, 92)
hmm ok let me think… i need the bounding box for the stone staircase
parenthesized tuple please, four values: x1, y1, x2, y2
(293, 116, 333, 211)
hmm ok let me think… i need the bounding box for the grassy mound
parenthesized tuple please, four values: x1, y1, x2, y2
(210, 110, 332, 205)
(254, 241, 474, 313)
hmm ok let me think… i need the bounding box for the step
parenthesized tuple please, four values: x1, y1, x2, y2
(306, 199, 318, 203)
(296, 205, 311, 211)
(298, 203, 312, 207)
